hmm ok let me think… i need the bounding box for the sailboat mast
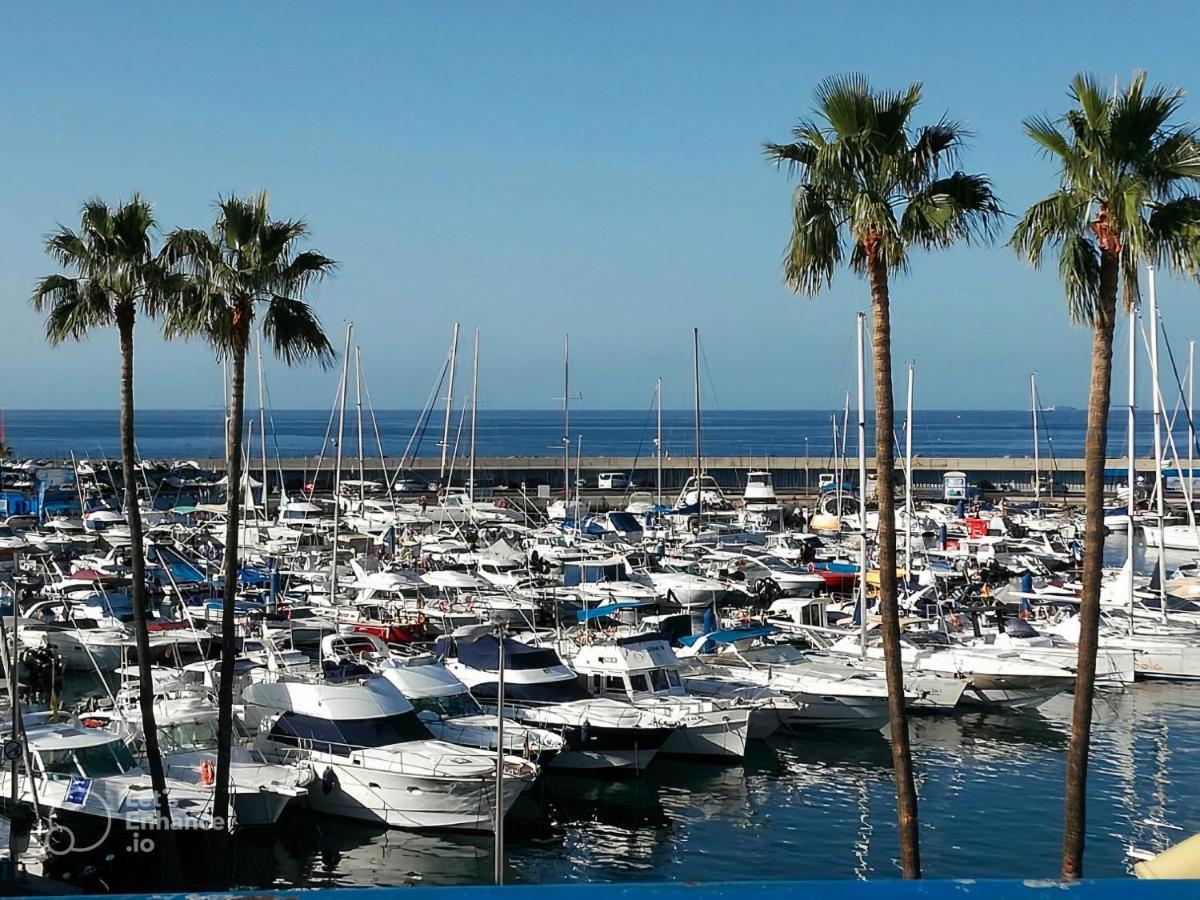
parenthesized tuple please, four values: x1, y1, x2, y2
(693, 328, 702, 522)
(904, 363, 914, 589)
(257, 330, 268, 513)
(355, 345, 366, 506)
(563, 334, 570, 503)
(656, 377, 663, 507)
(1149, 266, 1168, 622)
(440, 322, 460, 484)
(329, 323, 353, 604)
(1189, 339, 1195, 492)
(1127, 303, 1137, 628)
(856, 312, 868, 658)
(470, 328, 480, 504)
(1031, 373, 1040, 509)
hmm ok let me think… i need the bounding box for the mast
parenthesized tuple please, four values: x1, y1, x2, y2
(329, 323, 353, 604)
(1031, 373, 1040, 509)
(856, 312, 868, 658)
(470, 328, 480, 504)
(1127, 302, 1137, 628)
(655, 377, 663, 507)
(563, 334, 570, 503)
(904, 363, 915, 592)
(832, 414, 841, 521)
(355, 345, 365, 506)
(693, 327, 702, 522)
(440, 322, 460, 484)
(1190, 339, 1195, 494)
(1149, 266, 1168, 623)
(257, 329, 268, 514)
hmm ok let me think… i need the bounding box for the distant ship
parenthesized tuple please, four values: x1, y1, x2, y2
(1046, 404, 1078, 412)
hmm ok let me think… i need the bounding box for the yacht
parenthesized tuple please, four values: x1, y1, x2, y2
(0, 722, 223, 848)
(243, 674, 537, 831)
(440, 632, 676, 772)
(569, 634, 751, 758)
(82, 683, 312, 826)
(831, 630, 1075, 709)
(320, 633, 566, 764)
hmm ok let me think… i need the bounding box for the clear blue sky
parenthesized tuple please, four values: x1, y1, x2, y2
(4, 1, 1200, 413)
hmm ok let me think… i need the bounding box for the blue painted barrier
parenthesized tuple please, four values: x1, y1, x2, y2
(61, 879, 1198, 900)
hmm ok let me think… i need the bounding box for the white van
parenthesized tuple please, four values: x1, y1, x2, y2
(597, 472, 629, 491)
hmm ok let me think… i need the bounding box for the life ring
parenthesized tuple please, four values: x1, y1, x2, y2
(416, 612, 427, 626)
(200, 759, 216, 786)
(806, 562, 816, 573)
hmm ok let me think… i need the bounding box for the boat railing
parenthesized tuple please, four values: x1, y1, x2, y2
(267, 735, 535, 779)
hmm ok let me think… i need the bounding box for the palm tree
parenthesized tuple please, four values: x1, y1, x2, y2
(31, 195, 182, 876)
(1012, 72, 1200, 879)
(766, 75, 1002, 879)
(163, 191, 335, 833)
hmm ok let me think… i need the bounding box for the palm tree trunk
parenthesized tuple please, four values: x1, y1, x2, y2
(214, 303, 250, 845)
(866, 241, 921, 878)
(116, 304, 179, 882)
(1062, 252, 1118, 878)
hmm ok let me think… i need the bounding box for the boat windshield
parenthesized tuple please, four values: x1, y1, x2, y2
(410, 692, 483, 719)
(757, 555, 796, 571)
(75, 741, 138, 777)
(743, 645, 806, 665)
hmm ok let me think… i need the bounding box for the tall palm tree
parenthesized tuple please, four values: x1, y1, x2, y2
(1012, 71, 1200, 879)
(31, 195, 182, 876)
(766, 75, 1002, 879)
(163, 191, 335, 832)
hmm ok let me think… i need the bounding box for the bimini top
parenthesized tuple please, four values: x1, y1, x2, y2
(577, 601, 654, 622)
(243, 675, 413, 720)
(678, 626, 776, 648)
(450, 635, 563, 672)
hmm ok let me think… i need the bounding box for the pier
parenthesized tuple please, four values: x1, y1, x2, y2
(155, 454, 1155, 497)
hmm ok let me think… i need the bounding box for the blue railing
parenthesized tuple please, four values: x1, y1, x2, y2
(79, 879, 1197, 900)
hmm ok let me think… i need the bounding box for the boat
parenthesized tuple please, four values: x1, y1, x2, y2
(242, 674, 538, 831)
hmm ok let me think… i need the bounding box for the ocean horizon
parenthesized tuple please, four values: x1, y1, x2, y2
(0, 407, 1182, 461)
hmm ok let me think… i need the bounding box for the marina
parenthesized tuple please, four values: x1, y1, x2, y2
(9, 2, 1200, 895)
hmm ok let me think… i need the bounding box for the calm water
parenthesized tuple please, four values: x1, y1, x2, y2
(3, 407, 1196, 460)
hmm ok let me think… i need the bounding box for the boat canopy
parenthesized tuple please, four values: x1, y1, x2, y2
(577, 601, 653, 622)
(678, 626, 776, 647)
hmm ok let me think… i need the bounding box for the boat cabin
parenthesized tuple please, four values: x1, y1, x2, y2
(571, 634, 685, 701)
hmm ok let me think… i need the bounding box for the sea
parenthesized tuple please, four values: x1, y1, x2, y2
(0, 407, 1190, 461)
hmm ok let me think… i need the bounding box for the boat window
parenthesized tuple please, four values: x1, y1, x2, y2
(270, 711, 432, 756)
(159, 720, 219, 753)
(628, 673, 651, 693)
(605, 675, 626, 695)
(647, 669, 670, 692)
(666, 670, 681, 688)
(37, 748, 79, 777)
(75, 741, 137, 777)
(411, 692, 481, 718)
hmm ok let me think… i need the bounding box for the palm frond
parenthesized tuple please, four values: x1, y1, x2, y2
(900, 172, 1004, 248)
(261, 296, 336, 367)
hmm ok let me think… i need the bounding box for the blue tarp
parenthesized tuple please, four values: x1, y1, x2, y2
(606, 512, 643, 533)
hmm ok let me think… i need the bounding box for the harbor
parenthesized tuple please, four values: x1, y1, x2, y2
(9, 2, 1200, 896)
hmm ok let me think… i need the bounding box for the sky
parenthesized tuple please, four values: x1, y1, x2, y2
(3, 1, 1200, 413)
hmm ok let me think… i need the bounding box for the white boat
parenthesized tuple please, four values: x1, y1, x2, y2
(320, 633, 566, 764)
(243, 674, 537, 831)
(83, 683, 312, 827)
(570, 634, 751, 758)
(0, 722, 224, 848)
(441, 632, 676, 772)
